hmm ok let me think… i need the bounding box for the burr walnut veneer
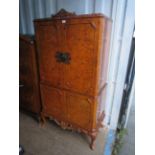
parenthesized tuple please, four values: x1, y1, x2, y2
(34, 9, 112, 150)
(19, 35, 41, 114)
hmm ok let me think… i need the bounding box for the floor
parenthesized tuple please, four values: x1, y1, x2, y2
(19, 111, 107, 155)
(118, 103, 135, 155)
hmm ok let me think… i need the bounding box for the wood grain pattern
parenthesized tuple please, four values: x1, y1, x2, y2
(40, 84, 66, 120)
(64, 20, 96, 95)
(19, 35, 41, 114)
(34, 9, 112, 150)
(66, 92, 92, 130)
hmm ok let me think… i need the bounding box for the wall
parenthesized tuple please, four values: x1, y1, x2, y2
(19, 0, 113, 34)
(107, 0, 135, 129)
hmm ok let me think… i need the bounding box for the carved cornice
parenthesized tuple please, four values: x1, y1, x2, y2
(52, 9, 76, 19)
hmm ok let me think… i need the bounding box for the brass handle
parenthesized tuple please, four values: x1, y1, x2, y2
(55, 51, 71, 64)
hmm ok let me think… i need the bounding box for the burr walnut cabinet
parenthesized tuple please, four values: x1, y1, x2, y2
(34, 9, 112, 149)
(19, 35, 41, 114)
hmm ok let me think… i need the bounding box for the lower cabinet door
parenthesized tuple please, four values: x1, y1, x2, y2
(66, 92, 92, 130)
(40, 84, 66, 120)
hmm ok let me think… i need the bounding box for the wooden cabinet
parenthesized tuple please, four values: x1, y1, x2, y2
(19, 35, 41, 114)
(34, 9, 112, 149)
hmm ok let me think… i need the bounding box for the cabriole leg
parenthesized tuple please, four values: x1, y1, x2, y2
(90, 132, 97, 150)
(40, 112, 46, 127)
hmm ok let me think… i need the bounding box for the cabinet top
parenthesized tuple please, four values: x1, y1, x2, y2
(34, 8, 112, 22)
(19, 35, 35, 44)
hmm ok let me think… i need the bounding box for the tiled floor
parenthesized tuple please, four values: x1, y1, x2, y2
(118, 103, 135, 155)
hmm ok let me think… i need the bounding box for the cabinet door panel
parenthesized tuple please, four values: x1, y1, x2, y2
(66, 92, 92, 130)
(35, 22, 63, 87)
(64, 22, 97, 95)
(40, 84, 65, 120)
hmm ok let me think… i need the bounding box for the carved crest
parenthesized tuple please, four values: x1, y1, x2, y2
(52, 9, 76, 18)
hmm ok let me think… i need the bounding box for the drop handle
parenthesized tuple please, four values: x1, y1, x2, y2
(55, 51, 71, 64)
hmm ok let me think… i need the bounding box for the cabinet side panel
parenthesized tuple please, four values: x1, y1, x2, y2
(31, 41, 41, 113)
(98, 18, 112, 91)
(97, 19, 112, 124)
(90, 18, 106, 129)
(91, 18, 112, 129)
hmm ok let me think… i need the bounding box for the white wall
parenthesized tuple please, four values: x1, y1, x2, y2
(107, 0, 135, 129)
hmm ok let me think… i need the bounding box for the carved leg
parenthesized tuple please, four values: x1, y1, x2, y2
(60, 121, 67, 130)
(90, 132, 97, 150)
(40, 112, 46, 127)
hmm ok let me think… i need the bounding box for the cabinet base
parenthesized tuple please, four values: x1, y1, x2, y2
(40, 111, 105, 150)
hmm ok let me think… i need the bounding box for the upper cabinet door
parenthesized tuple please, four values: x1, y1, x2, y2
(35, 21, 63, 87)
(63, 19, 98, 96)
